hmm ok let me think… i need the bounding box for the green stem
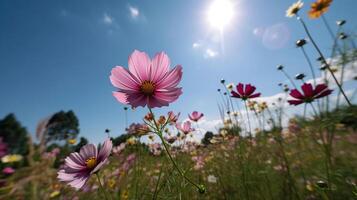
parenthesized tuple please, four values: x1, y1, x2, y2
(148, 108, 205, 194)
(282, 69, 298, 89)
(296, 15, 352, 106)
(96, 173, 109, 200)
(244, 101, 253, 139)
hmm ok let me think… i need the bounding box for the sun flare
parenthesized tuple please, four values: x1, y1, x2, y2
(207, 0, 234, 30)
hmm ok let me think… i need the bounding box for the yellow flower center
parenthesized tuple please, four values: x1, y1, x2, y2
(140, 81, 155, 95)
(85, 157, 97, 169)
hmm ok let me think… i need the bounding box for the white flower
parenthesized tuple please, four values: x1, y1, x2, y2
(207, 175, 218, 183)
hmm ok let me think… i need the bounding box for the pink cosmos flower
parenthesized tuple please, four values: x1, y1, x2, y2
(112, 143, 126, 155)
(164, 135, 177, 144)
(231, 83, 261, 100)
(148, 143, 162, 156)
(176, 121, 195, 135)
(110, 50, 183, 108)
(191, 156, 205, 170)
(57, 138, 113, 189)
(2, 167, 15, 175)
(288, 83, 332, 105)
(188, 111, 204, 122)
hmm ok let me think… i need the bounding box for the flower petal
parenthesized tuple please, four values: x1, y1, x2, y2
(79, 144, 97, 160)
(248, 93, 261, 98)
(290, 89, 304, 99)
(113, 91, 130, 104)
(288, 100, 304, 105)
(237, 83, 244, 96)
(156, 65, 183, 89)
(313, 84, 328, 96)
(151, 52, 170, 82)
(97, 139, 113, 162)
(128, 50, 151, 82)
(315, 89, 332, 99)
(110, 66, 140, 91)
(91, 159, 108, 174)
(301, 83, 313, 97)
(231, 91, 241, 98)
(146, 88, 182, 108)
(245, 84, 256, 96)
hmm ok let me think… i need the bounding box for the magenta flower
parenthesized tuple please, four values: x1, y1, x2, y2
(57, 139, 113, 189)
(188, 111, 204, 122)
(2, 167, 15, 175)
(231, 83, 261, 100)
(176, 121, 195, 135)
(110, 50, 183, 108)
(288, 83, 332, 105)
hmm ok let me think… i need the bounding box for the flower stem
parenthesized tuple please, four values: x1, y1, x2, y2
(96, 173, 109, 200)
(321, 15, 337, 44)
(297, 15, 352, 106)
(310, 103, 319, 117)
(281, 69, 298, 89)
(244, 101, 253, 139)
(148, 108, 206, 194)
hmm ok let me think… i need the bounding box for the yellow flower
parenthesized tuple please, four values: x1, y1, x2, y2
(306, 182, 314, 191)
(49, 190, 60, 198)
(308, 0, 332, 19)
(126, 137, 137, 145)
(108, 178, 116, 189)
(1, 154, 23, 163)
(67, 138, 77, 145)
(226, 83, 234, 91)
(219, 129, 228, 137)
(121, 190, 129, 200)
(286, 0, 304, 17)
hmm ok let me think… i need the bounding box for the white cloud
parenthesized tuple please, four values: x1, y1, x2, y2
(129, 6, 140, 19)
(103, 13, 113, 25)
(204, 48, 219, 58)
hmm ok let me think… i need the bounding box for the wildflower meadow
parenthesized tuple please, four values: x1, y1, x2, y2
(0, 0, 356, 199)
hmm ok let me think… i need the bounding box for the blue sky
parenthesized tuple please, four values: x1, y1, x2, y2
(1, 0, 356, 144)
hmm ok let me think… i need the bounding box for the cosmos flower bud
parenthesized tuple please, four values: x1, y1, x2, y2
(336, 20, 346, 26)
(296, 39, 307, 47)
(339, 33, 348, 40)
(220, 79, 225, 84)
(295, 73, 306, 80)
(223, 92, 227, 95)
(198, 185, 206, 194)
(284, 85, 289, 92)
(226, 83, 234, 90)
(277, 65, 284, 70)
(316, 56, 323, 62)
(144, 113, 154, 121)
(158, 116, 166, 125)
(316, 180, 328, 189)
(124, 107, 128, 111)
(278, 83, 283, 86)
(320, 64, 328, 71)
(217, 89, 221, 92)
(105, 129, 110, 133)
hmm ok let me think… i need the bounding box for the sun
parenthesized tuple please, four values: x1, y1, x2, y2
(207, 0, 234, 30)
